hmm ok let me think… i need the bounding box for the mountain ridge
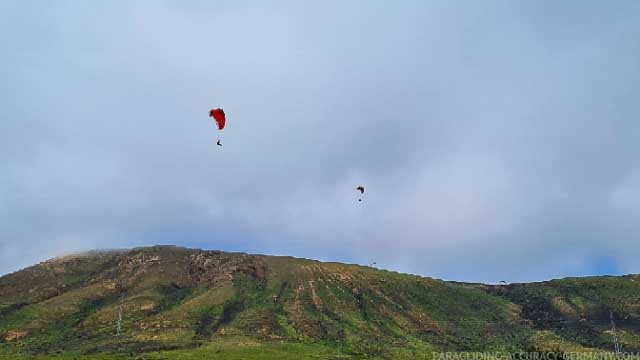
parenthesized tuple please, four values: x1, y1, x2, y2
(12, 245, 630, 285)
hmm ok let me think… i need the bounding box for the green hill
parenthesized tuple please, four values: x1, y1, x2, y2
(0, 246, 637, 359)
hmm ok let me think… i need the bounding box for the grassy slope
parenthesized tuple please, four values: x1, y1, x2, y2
(0, 246, 636, 359)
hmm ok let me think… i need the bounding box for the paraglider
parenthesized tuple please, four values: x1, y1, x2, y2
(209, 108, 226, 146)
(356, 186, 365, 202)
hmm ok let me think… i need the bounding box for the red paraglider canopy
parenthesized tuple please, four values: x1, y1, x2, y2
(209, 108, 226, 130)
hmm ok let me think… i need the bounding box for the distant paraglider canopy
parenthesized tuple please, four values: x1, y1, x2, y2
(356, 186, 365, 202)
(209, 108, 226, 130)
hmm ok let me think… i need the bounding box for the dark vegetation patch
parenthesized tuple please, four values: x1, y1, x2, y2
(156, 284, 193, 312)
(0, 302, 28, 321)
(194, 299, 245, 338)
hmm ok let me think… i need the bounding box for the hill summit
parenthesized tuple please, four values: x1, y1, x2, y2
(1, 246, 638, 359)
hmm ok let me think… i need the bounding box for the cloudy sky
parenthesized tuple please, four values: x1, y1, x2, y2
(1, 1, 639, 282)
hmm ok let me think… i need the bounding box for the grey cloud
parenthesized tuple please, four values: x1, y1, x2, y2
(2, 1, 639, 282)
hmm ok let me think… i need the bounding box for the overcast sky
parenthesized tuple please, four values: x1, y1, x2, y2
(2, 1, 639, 282)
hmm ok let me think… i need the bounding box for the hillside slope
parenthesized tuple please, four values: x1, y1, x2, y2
(0, 246, 637, 359)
